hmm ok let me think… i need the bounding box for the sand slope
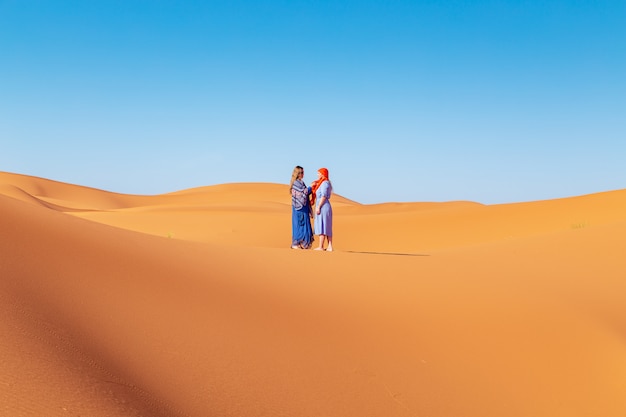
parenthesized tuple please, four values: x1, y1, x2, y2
(1, 171, 626, 416)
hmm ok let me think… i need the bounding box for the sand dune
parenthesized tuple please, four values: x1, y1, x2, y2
(1, 170, 626, 416)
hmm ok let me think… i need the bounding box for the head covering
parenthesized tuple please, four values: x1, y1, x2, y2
(310, 168, 330, 207)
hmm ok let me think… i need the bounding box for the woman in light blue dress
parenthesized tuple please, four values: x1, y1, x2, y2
(311, 168, 333, 251)
(289, 166, 313, 249)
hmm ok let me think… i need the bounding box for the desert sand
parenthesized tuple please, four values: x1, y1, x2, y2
(1, 170, 626, 416)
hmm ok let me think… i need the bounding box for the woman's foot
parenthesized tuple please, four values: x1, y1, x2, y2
(291, 245, 302, 249)
(326, 246, 333, 252)
(314, 247, 325, 251)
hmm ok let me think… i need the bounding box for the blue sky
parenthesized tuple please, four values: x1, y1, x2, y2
(1, 0, 625, 204)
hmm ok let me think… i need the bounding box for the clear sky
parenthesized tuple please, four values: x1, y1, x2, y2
(2, 0, 625, 204)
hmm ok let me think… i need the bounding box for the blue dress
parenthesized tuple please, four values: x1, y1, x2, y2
(314, 181, 332, 237)
(291, 180, 313, 248)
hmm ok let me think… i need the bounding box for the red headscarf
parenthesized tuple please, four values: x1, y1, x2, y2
(310, 168, 329, 207)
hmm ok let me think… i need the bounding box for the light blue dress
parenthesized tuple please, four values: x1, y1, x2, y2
(314, 181, 332, 236)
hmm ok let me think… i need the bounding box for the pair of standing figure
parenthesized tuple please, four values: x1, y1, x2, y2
(289, 166, 333, 251)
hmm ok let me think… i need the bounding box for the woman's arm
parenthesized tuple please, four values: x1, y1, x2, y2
(316, 195, 327, 214)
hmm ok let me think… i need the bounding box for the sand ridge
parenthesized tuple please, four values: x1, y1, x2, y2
(1, 171, 626, 416)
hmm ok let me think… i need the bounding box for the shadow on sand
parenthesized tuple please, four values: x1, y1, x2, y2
(345, 251, 429, 257)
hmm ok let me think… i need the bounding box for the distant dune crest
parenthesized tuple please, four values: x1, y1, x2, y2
(1, 170, 624, 251)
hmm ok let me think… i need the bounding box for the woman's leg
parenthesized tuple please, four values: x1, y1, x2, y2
(315, 235, 326, 250)
(326, 236, 333, 252)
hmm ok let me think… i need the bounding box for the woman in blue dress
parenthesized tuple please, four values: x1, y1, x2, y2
(289, 165, 313, 249)
(311, 167, 333, 251)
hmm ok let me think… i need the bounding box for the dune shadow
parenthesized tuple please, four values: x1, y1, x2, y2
(345, 251, 429, 257)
